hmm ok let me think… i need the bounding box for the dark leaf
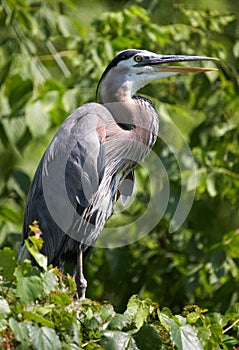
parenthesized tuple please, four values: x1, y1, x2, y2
(133, 325, 162, 350)
(0, 205, 22, 226)
(100, 330, 139, 350)
(0, 247, 16, 279)
(0, 60, 11, 87)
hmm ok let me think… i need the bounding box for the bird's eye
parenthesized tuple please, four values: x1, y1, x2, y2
(134, 55, 142, 62)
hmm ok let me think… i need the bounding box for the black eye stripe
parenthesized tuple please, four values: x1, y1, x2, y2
(105, 50, 140, 71)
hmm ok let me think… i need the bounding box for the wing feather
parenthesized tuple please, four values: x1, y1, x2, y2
(21, 103, 109, 264)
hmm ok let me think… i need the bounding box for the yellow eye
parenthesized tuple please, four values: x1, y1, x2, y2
(134, 55, 142, 62)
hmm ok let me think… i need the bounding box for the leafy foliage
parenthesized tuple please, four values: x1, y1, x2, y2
(0, 0, 239, 349)
(0, 247, 239, 349)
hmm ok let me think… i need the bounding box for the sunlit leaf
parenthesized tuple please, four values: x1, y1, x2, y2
(206, 172, 218, 197)
(24, 239, 48, 271)
(0, 298, 10, 319)
(108, 314, 130, 331)
(100, 330, 139, 350)
(29, 325, 61, 350)
(160, 313, 203, 350)
(14, 263, 44, 304)
(124, 295, 153, 329)
(24, 311, 54, 327)
(62, 88, 80, 113)
(9, 318, 31, 349)
(25, 101, 51, 137)
(42, 271, 58, 295)
(57, 15, 75, 37)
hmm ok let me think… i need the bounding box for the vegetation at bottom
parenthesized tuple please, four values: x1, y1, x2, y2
(1, 0, 239, 349)
(0, 236, 239, 350)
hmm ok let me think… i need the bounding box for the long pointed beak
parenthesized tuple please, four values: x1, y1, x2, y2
(145, 55, 219, 73)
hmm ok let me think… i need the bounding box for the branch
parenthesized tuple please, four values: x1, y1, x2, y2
(223, 317, 239, 334)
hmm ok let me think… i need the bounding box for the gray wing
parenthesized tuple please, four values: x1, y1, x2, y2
(21, 103, 109, 264)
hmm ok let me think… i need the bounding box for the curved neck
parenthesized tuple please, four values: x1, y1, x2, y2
(99, 69, 159, 146)
(100, 80, 132, 103)
(100, 69, 149, 104)
(103, 95, 159, 147)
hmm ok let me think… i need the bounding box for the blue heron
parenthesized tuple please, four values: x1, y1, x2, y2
(19, 49, 218, 297)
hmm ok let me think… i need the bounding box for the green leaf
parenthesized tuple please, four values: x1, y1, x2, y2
(1, 113, 27, 146)
(14, 263, 44, 305)
(124, 295, 152, 329)
(222, 334, 238, 347)
(208, 323, 223, 344)
(62, 88, 80, 112)
(0, 247, 16, 279)
(164, 104, 206, 139)
(4, 75, 33, 113)
(98, 303, 115, 323)
(25, 101, 51, 137)
(34, 304, 55, 317)
(186, 312, 201, 324)
(0, 205, 22, 226)
(10, 169, 31, 198)
(42, 270, 58, 295)
(29, 325, 61, 350)
(24, 239, 48, 271)
(57, 15, 75, 37)
(16, 126, 32, 152)
(206, 173, 218, 197)
(133, 324, 162, 350)
(24, 311, 54, 328)
(224, 232, 239, 258)
(100, 330, 139, 350)
(9, 318, 31, 349)
(197, 327, 211, 344)
(160, 307, 174, 319)
(0, 60, 11, 87)
(108, 314, 130, 331)
(0, 298, 11, 319)
(0, 122, 9, 147)
(51, 291, 72, 306)
(233, 40, 239, 57)
(0, 319, 8, 332)
(159, 313, 203, 350)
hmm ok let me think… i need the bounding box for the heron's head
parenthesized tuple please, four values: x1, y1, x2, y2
(97, 49, 219, 103)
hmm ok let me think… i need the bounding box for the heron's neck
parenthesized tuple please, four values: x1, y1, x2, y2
(100, 68, 150, 103)
(100, 80, 133, 103)
(103, 95, 159, 146)
(100, 73, 159, 139)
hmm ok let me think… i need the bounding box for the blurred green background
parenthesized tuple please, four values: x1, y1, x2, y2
(0, 0, 239, 313)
